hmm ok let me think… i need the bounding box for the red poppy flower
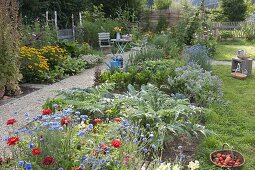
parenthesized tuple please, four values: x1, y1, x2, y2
(114, 118, 122, 122)
(32, 147, 41, 155)
(6, 119, 17, 125)
(42, 109, 52, 115)
(7, 136, 19, 146)
(94, 118, 103, 124)
(61, 117, 72, 125)
(111, 139, 122, 148)
(42, 155, 54, 165)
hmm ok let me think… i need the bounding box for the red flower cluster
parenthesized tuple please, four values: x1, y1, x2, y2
(111, 139, 122, 148)
(6, 119, 17, 125)
(42, 155, 54, 165)
(114, 118, 122, 122)
(7, 136, 19, 146)
(61, 117, 72, 125)
(42, 109, 52, 115)
(94, 118, 103, 124)
(32, 147, 41, 155)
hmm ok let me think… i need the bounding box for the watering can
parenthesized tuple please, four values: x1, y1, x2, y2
(105, 55, 123, 69)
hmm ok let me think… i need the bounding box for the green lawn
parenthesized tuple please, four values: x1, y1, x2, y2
(214, 44, 255, 61)
(198, 65, 255, 169)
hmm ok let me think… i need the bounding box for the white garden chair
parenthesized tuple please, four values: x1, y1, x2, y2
(98, 32, 112, 50)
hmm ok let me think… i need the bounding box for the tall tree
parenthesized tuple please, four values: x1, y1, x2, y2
(220, 0, 247, 21)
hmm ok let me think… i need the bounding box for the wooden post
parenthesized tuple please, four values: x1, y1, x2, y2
(72, 14, 75, 41)
(46, 11, 49, 26)
(79, 12, 82, 27)
(54, 11, 58, 39)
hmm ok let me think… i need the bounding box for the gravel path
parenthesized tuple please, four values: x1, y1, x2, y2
(0, 52, 130, 157)
(211, 59, 255, 68)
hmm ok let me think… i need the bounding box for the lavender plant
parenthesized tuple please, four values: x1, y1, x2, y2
(185, 45, 212, 71)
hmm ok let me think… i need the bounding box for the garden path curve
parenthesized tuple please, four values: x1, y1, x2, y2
(0, 52, 129, 156)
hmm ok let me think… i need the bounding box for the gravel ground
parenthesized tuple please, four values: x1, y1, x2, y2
(0, 52, 130, 157)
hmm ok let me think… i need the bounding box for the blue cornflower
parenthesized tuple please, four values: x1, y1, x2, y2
(29, 144, 34, 149)
(25, 162, 32, 170)
(100, 159, 106, 164)
(141, 134, 144, 138)
(82, 156, 87, 162)
(143, 148, 148, 153)
(52, 124, 60, 129)
(133, 139, 138, 143)
(87, 124, 93, 129)
(75, 111, 81, 115)
(59, 127, 64, 131)
(41, 122, 50, 127)
(149, 133, 154, 138)
(18, 160, 24, 166)
(20, 127, 27, 133)
(80, 115, 88, 120)
(28, 130, 34, 135)
(58, 168, 64, 170)
(80, 164, 85, 169)
(14, 130, 19, 134)
(52, 103, 58, 107)
(77, 117, 81, 121)
(142, 137, 147, 142)
(78, 131, 85, 137)
(54, 116, 61, 120)
(92, 161, 99, 169)
(24, 112, 29, 117)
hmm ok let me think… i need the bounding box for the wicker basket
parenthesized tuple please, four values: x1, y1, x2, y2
(210, 144, 245, 169)
(231, 72, 247, 80)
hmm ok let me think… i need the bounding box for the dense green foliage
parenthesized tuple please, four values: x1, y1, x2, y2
(220, 0, 247, 21)
(100, 59, 181, 90)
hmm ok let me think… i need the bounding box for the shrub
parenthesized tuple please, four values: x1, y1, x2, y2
(185, 45, 212, 71)
(167, 63, 223, 106)
(220, 30, 234, 40)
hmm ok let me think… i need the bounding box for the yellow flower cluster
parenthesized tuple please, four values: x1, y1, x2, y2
(113, 26, 123, 32)
(20, 45, 67, 76)
(40, 45, 67, 65)
(20, 46, 49, 72)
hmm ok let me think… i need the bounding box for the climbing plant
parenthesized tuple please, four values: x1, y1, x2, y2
(0, 0, 22, 96)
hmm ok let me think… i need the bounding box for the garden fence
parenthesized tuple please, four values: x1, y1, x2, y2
(211, 21, 255, 30)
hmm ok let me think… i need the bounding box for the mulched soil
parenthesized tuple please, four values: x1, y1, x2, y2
(0, 85, 40, 106)
(162, 136, 200, 164)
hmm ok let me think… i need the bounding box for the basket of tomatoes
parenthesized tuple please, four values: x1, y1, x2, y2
(210, 143, 245, 168)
